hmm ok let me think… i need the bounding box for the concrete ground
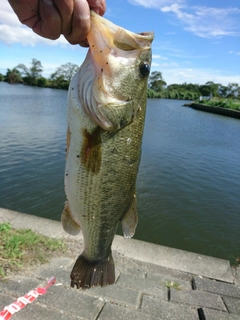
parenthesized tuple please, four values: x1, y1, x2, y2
(0, 208, 240, 320)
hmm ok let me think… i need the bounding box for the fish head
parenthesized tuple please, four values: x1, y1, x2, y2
(79, 11, 154, 131)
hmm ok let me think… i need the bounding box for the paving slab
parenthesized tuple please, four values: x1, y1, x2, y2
(86, 283, 141, 308)
(115, 253, 193, 282)
(116, 273, 167, 298)
(115, 265, 146, 279)
(0, 293, 15, 311)
(39, 285, 104, 319)
(0, 277, 43, 297)
(170, 288, 226, 311)
(97, 303, 159, 320)
(202, 308, 240, 320)
(140, 295, 199, 320)
(146, 274, 192, 291)
(146, 268, 192, 283)
(34, 263, 72, 286)
(222, 296, 240, 316)
(194, 276, 240, 298)
(1, 300, 81, 320)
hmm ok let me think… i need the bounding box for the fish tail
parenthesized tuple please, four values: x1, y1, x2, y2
(70, 252, 115, 289)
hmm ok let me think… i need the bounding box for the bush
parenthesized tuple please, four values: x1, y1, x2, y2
(37, 77, 47, 87)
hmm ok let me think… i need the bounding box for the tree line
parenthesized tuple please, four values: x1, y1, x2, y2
(0, 58, 79, 90)
(148, 71, 240, 100)
(0, 59, 239, 101)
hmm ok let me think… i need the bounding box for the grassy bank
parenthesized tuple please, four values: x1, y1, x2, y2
(198, 98, 240, 111)
(0, 222, 66, 279)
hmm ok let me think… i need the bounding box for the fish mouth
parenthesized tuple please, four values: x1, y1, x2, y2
(87, 11, 154, 73)
(78, 12, 154, 131)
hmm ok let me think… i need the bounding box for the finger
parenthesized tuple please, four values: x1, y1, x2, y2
(79, 39, 89, 47)
(64, 0, 90, 45)
(34, 0, 62, 39)
(8, 0, 39, 30)
(53, 0, 74, 36)
(88, 0, 106, 16)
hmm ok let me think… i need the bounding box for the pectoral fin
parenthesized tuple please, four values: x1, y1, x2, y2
(61, 201, 81, 236)
(121, 194, 138, 238)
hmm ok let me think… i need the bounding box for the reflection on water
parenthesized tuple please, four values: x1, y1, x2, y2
(137, 99, 240, 263)
(1, 82, 240, 263)
(0, 83, 66, 220)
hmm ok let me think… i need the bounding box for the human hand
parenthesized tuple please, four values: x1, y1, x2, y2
(8, 0, 106, 46)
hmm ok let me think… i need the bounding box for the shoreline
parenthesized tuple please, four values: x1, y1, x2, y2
(0, 207, 236, 283)
(189, 103, 240, 119)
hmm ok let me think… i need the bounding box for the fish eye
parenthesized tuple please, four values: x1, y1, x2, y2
(140, 62, 150, 77)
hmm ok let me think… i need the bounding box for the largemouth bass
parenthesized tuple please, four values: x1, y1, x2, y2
(62, 11, 154, 289)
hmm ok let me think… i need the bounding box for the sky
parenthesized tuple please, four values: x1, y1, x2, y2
(0, 0, 240, 86)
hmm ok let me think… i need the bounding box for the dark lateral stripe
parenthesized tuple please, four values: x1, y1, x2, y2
(81, 127, 102, 174)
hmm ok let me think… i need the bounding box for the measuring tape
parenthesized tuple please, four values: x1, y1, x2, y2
(0, 277, 56, 320)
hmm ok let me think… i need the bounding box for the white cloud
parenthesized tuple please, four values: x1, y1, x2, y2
(0, 2, 20, 27)
(150, 65, 240, 85)
(161, 5, 240, 38)
(151, 62, 161, 67)
(0, 24, 68, 46)
(152, 54, 168, 60)
(229, 51, 240, 56)
(161, 3, 193, 19)
(0, 1, 68, 46)
(129, 0, 240, 38)
(128, 0, 183, 9)
(159, 62, 178, 67)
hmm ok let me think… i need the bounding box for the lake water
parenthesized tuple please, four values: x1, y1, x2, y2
(1, 82, 240, 264)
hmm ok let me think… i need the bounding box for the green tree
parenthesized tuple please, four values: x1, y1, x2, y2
(218, 85, 228, 97)
(49, 63, 79, 89)
(16, 58, 43, 85)
(5, 68, 23, 84)
(205, 81, 220, 97)
(37, 77, 47, 87)
(166, 83, 200, 100)
(148, 71, 167, 92)
(51, 63, 79, 82)
(199, 84, 212, 96)
(50, 75, 69, 89)
(226, 83, 239, 98)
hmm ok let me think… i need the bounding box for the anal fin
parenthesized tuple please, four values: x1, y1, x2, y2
(61, 201, 81, 236)
(121, 194, 138, 238)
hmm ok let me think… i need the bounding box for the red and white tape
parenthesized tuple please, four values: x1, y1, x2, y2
(0, 277, 56, 320)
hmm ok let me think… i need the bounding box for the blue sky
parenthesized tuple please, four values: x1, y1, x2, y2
(0, 0, 240, 85)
